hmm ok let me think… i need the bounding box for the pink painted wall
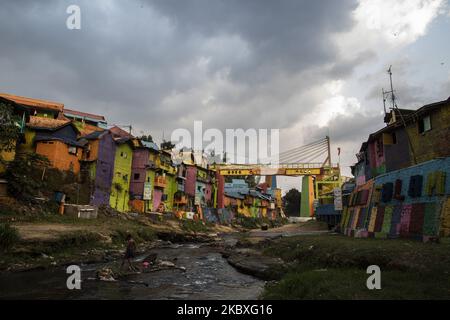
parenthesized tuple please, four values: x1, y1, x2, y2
(153, 189, 163, 211)
(185, 165, 197, 196)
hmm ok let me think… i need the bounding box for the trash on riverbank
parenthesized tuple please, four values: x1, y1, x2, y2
(96, 267, 117, 281)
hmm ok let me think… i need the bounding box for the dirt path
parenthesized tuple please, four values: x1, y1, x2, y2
(247, 220, 329, 240)
(14, 223, 91, 241)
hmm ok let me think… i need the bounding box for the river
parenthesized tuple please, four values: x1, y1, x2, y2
(0, 242, 265, 300)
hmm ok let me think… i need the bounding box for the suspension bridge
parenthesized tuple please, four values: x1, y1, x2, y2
(213, 136, 341, 217)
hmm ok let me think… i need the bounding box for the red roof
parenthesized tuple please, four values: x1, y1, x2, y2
(0, 93, 64, 112)
(64, 108, 106, 121)
(110, 126, 133, 139)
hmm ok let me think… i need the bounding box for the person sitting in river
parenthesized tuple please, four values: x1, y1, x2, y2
(121, 234, 138, 272)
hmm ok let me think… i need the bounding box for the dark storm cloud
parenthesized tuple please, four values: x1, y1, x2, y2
(148, 0, 358, 82)
(0, 0, 359, 139)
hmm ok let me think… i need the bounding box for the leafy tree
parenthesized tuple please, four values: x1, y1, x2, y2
(283, 188, 301, 216)
(4, 152, 50, 200)
(0, 101, 21, 154)
(160, 140, 175, 150)
(139, 134, 153, 142)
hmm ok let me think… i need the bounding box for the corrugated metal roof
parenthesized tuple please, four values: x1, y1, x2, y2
(0, 93, 64, 112)
(64, 108, 106, 121)
(224, 191, 245, 200)
(110, 126, 133, 139)
(80, 130, 108, 140)
(141, 140, 159, 151)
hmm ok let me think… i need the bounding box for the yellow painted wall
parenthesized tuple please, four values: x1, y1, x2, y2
(406, 105, 450, 164)
(17, 129, 35, 153)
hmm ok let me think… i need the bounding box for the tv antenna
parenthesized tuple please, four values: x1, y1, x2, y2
(382, 65, 397, 112)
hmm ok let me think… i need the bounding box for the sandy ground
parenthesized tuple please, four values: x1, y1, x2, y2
(247, 220, 329, 241)
(13, 223, 91, 241)
(12, 218, 238, 243)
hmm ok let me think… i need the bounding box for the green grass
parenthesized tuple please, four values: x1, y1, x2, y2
(260, 234, 450, 299)
(262, 268, 450, 300)
(111, 227, 156, 244)
(181, 220, 211, 233)
(0, 223, 20, 251)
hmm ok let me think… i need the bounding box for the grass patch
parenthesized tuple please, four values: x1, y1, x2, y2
(181, 220, 211, 233)
(111, 227, 156, 244)
(0, 223, 20, 251)
(260, 234, 450, 299)
(262, 268, 450, 300)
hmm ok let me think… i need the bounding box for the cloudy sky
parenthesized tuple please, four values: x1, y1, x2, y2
(1, 0, 449, 192)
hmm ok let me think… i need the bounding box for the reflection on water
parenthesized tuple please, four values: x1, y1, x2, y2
(0, 244, 264, 300)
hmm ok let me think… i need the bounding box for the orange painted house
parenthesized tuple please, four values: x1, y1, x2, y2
(27, 116, 84, 174)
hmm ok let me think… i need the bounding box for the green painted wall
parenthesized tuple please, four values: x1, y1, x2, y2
(164, 174, 177, 211)
(110, 143, 133, 212)
(300, 176, 314, 217)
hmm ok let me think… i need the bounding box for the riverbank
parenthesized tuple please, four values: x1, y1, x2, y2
(224, 226, 450, 299)
(0, 208, 238, 272)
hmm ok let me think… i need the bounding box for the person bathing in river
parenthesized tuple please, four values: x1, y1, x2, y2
(121, 234, 138, 272)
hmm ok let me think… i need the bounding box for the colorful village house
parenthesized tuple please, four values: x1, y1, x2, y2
(173, 163, 188, 217)
(184, 164, 197, 211)
(0, 93, 64, 119)
(78, 130, 116, 206)
(109, 126, 135, 212)
(0, 93, 64, 166)
(26, 116, 83, 174)
(153, 148, 177, 213)
(129, 139, 159, 213)
(342, 97, 450, 240)
(224, 179, 250, 217)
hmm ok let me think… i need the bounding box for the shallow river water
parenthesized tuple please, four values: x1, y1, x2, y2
(0, 243, 264, 300)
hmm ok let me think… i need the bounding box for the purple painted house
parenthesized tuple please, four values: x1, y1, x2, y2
(79, 130, 116, 206)
(130, 148, 150, 199)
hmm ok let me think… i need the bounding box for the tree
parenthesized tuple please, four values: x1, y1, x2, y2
(4, 152, 50, 200)
(160, 140, 175, 150)
(139, 134, 153, 142)
(0, 101, 21, 154)
(283, 188, 301, 216)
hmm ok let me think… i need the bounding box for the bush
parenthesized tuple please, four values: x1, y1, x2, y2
(137, 228, 156, 242)
(236, 216, 259, 229)
(181, 219, 210, 233)
(4, 152, 50, 200)
(0, 223, 20, 251)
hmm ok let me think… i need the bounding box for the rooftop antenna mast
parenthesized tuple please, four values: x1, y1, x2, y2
(384, 65, 418, 165)
(382, 65, 397, 112)
(387, 65, 397, 109)
(382, 88, 387, 114)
